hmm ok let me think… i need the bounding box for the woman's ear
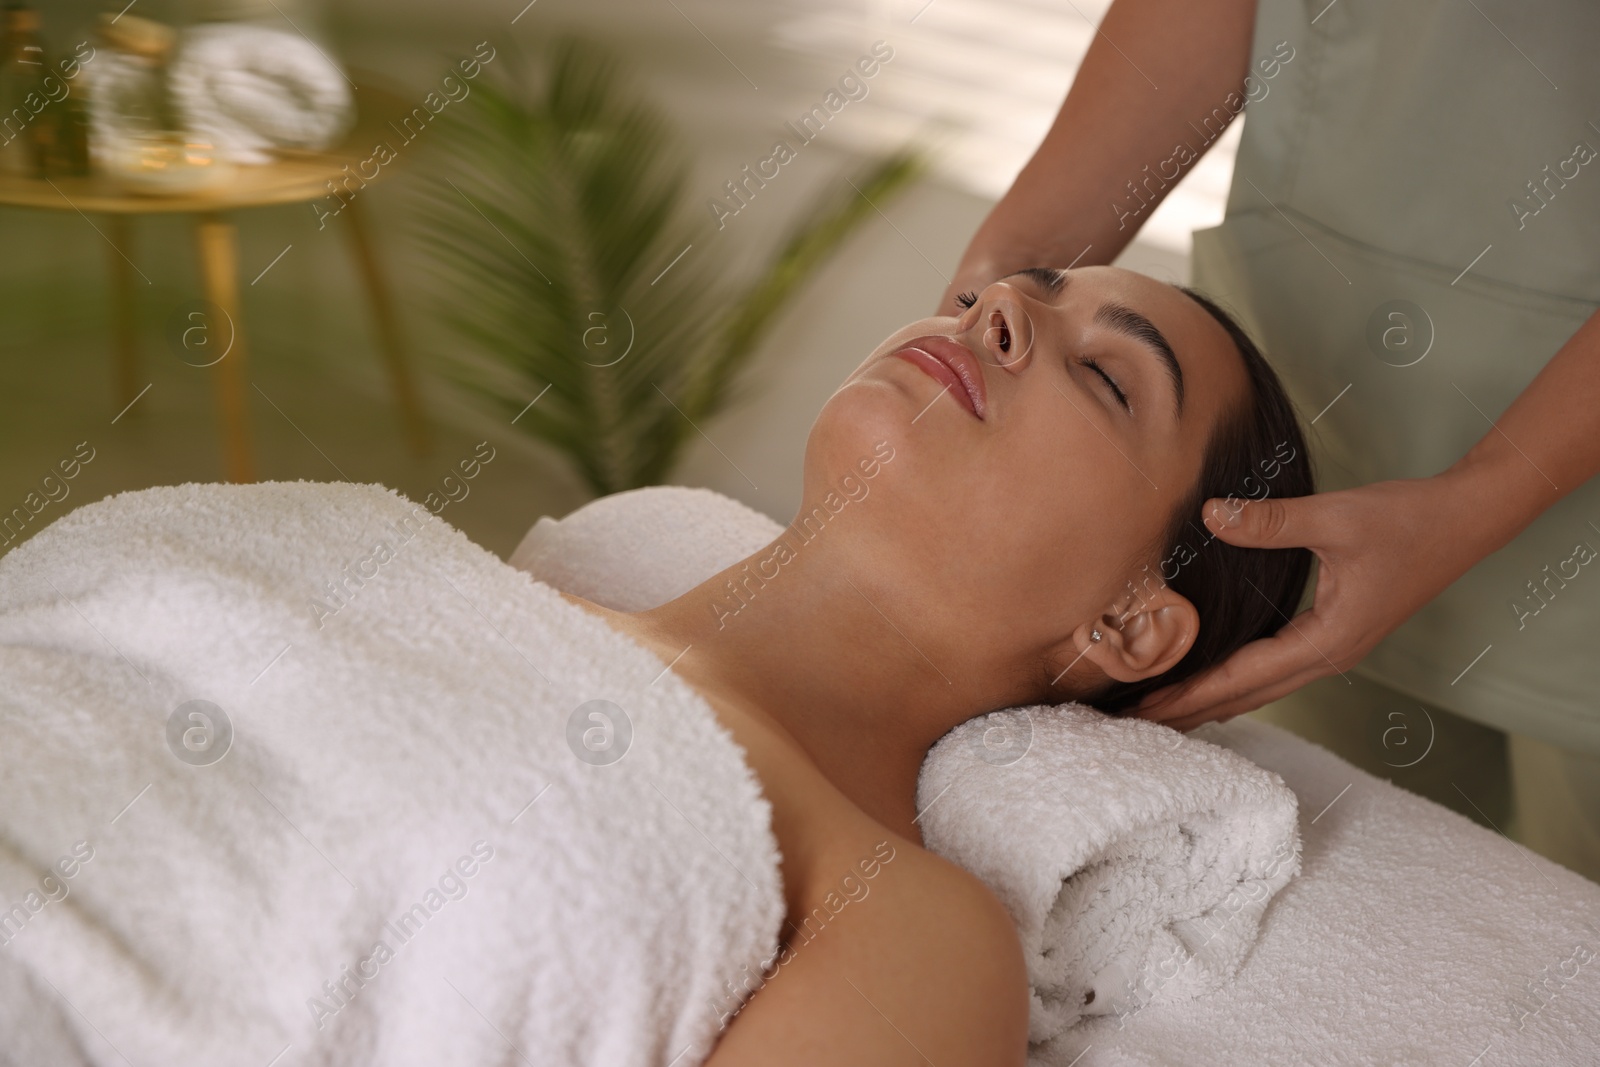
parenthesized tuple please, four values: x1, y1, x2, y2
(1055, 584, 1199, 687)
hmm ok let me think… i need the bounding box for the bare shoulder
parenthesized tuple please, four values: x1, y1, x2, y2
(870, 837, 1028, 987)
(706, 832, 1030, 1066)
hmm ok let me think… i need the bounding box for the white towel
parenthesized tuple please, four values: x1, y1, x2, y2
(168, 24, 354, 163)
(917, 706, 1299, 1039)
(0, 481, 783, 1066)
(509, 484, 1302, 1041)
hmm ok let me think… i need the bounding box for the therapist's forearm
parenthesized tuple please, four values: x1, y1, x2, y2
(947, 0, 1258, 301)
(1447, 306, 1600, 554)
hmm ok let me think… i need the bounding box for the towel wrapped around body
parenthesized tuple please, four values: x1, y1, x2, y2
(512, 485, 1302, 1042)
(168, 24, 355, 163)
(0, 481, 783, 1066)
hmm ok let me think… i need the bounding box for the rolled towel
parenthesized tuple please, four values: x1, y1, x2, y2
(0, 481, 783, 1065)
(168, 23, 354, 163)
(918, 705, 1300, 1040)
(509, 485, 1302, 1041)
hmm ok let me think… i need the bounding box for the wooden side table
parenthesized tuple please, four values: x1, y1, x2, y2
(0, 84, 430, 482)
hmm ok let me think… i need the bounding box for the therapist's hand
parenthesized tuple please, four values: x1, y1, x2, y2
(1131, 467, 1515, 731)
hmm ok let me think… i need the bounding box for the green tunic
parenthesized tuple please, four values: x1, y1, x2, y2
(1190, 0, 1600, 754)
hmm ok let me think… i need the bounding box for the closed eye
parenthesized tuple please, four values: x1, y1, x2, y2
(1079, 356, 1129, 411)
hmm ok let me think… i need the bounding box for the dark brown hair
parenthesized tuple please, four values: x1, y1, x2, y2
(1090, 287, 1315, 713)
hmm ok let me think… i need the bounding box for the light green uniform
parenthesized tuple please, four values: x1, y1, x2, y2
(1192, 0, 1600, 760)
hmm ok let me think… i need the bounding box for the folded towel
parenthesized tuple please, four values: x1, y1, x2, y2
(0, 481, 783, 1066)
(508, 485, 1302, 1041)
(917, 705, 1300, 1039)
(168, 24, 354, 163)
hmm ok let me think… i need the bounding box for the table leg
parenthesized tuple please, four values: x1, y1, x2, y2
(342, 197, 431, 456)
(195, 213, 255, 484)
(107, 214, 138, 410)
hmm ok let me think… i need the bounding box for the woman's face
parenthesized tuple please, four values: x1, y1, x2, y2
(803, 265, 1253, 701)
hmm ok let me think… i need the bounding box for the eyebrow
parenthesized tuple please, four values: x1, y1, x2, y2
(1093, 302, 1186, 418)
(1001, 268, 1185, 419)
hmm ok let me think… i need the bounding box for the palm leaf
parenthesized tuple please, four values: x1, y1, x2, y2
(677, 150, 927, 429)
(418, 35, 923, 496)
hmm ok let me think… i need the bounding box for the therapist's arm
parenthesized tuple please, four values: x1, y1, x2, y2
(938, 0, 1260, 311)
(1135, 306, 1600, 729)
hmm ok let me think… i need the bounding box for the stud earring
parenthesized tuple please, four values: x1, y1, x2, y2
(1090, 628, 1103, 643)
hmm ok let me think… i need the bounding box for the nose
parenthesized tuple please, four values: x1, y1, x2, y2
(962, 283, 1035, 371)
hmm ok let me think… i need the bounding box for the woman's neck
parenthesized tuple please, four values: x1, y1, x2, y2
(623, 530, 1001, 839)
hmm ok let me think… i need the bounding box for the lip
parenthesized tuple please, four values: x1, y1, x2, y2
(889, 335, 988, 420)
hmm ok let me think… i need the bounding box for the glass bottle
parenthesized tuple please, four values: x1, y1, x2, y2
(0, 3, 48, 178)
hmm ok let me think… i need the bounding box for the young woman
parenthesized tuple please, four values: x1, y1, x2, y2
(0, 263, 1309, 1066)
(560, 263, 1313, 1064)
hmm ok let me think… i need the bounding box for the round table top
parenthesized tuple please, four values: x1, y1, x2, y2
(0, 81, 416, 214)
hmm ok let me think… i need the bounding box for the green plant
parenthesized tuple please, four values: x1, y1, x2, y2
(418, 36, 923, 497)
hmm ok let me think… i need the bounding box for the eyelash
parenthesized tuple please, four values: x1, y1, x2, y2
(954, 291, 978, 310)
(1079, 356, 1130, 411)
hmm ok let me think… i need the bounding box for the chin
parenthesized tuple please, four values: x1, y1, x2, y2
(807, 327, 955, 463)
(813, 363, 901, 443)
(793, 381, 906, 516)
